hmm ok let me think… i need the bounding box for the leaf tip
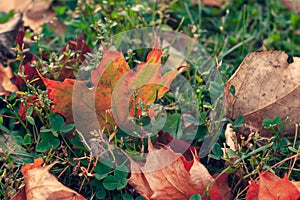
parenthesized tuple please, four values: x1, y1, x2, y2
(147, 135, 155, 152)
(21, 157, 44, 175)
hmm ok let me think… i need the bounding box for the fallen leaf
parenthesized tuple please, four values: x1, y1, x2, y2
(224, 123, 238, 152)
(246, 181, 259, 200)
(55, 32, 92, 81)
(190, 0, 227, 7)
(0, 63, 18, 96)
(41, 43, 178, 134)
(0, 12, 23, 67)
(18, 95, 40, 121)
(0, 0, 31, 13)
(12, 157, 86, 200)
(16, 57, 43, 88)
(246, 172, 300, 200)
(128, 139, 229, 200)
(112, 47, 178, 128)
(224, 51, 300, 135)
(154, 130, 198, 161)
(212, 174, 231, 200)
(292, 181, 300, 191)
(0, 0, 64, 33)
(281, 0, 300, 13)
(24, 0, 55, 32)
(20, 157, 44, 174)
(16, 32, 87, 88)
(40, 77, 77, 122)
(40, 46, 130, 133)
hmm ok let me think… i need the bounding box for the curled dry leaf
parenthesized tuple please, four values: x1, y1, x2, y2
(128, 139, 230, 200)
(12, 158, 86, 200)
(246, 172, 300, 200)
(224, 123, 238, 152)
(0, 63, 18, 96)
(224, 51, 300, 135)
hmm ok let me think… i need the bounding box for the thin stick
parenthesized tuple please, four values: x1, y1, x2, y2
(266, 154, 299, 173)
(289, 123, 299, 175)
(293, 123, 298, 149)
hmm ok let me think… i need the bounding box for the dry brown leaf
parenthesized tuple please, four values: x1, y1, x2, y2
(0, 0, 64, 33)
(128, 140, 229, 200)
(224, 51, 300, 135)
(0, 12, 23, 67)
(222, 123, 239, 160)
(281, 0, 300, 13)
(190, 0, 227, 7)
(0, 64, 18, 96)
(12, 158, 86, 200)
(224, 123, 237, 152)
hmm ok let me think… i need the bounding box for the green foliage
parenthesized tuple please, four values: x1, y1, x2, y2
(0, 10, 14, 23)
(209, 143, 223, 160)
(35, 130, 60, 152)
(262, 115, 282, 129)
(189, 194, 202, 200)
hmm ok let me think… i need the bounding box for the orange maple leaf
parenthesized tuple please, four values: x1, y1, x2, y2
(41, 42, 178, 133)
(246, 172, 300, 200)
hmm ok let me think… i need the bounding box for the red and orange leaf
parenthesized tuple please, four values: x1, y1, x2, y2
(292, 181, 300, 191)
(41, 46, 130, 130)
(40, 76, 76, 123)
(211, 173, 231, 200)
(246, 172, 300, 200)
(246, 181, 259, 200)
(112, 47, 178, 127)
(42, 42, 177, 131)
(91, 46, 130, 86)
(131, 45, 177, 105)
(141, 40, 162, 65)
(93, 47, 130, 126)
(258, 172, 300, 199)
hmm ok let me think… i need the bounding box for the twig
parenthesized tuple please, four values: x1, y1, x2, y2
(266, 154, 299, 174)
(288, 123, 299, 176)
